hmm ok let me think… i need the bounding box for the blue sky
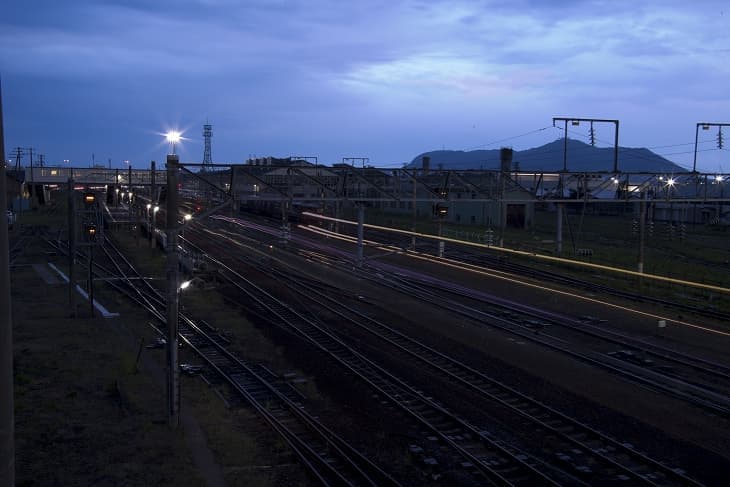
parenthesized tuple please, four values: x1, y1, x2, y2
(2, 0, 729, 171)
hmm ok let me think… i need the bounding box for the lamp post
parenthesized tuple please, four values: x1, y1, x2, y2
(165, 154, 180, 429)
(151, 205, 159, 249)
(166, 131, 181, 156)
(146, 204, 151, 246)
(181, 213, 192, 252)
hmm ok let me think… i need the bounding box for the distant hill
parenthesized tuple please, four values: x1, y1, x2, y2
(409, 139, 687, 173)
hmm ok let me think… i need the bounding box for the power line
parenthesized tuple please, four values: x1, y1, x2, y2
(464, 126, 552, 151)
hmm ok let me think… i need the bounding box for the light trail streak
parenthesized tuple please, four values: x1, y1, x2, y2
(301, 212, 730, 295)
(299, 224, 730, 338)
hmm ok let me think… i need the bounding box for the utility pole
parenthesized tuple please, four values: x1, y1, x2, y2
(165, 154, 180, 429)
(356, 205, 364, 267)
(411, 170, 417, 251)
(88, 246, 94, 318)
(67, 179, 76, 317)
(553, 117, 620, 172)
(638, 190, 647, 274)
(150, 160, 156, 205)
(0, 76, 16, 487)
(693, 122, 730, 172)
(127, 164, 133, 224)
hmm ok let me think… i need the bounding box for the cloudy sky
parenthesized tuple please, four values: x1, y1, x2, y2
(2, 0, 729, 171)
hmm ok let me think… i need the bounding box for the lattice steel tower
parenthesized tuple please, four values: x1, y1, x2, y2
(202, 121, 212, 170)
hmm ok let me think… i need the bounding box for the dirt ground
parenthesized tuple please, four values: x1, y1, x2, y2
(11, 224, 307, 486)
(10, 206, 730, 486)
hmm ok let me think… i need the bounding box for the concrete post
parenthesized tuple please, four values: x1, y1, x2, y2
(150, 160, 156, 205)
(165, 154, 180, 429)
(411, 173, 417, 251)
(67, 179, 76, 317)
(356, 205, 364, 268)
(151, 207, 157, 250)
(0, 77, 15, 487)
(638, 191, 647, 274)
(556, 203, 563, 255)
(128, 165, 132, 223)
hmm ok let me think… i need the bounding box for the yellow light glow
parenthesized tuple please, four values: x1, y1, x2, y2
(298, 223, 730, 338)
(300, 212, 730, 294)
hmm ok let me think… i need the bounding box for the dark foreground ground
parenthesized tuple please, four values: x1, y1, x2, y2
(10, 211, 730, 486)
(11, 224, 307, 486)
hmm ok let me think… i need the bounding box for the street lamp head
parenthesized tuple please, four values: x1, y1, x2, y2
(165, 131, 182, 155)
(184, 214, 192, 221)
(153, 205, 160, 213)
(715, 175, 724, 183)
(180, 280, 192, 290)
(146, 203, 151, 210)
(666, 177, 676, 187)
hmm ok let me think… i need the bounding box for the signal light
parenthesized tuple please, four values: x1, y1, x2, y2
(433, 204, 448, 217)
(85, 224, 98, 241)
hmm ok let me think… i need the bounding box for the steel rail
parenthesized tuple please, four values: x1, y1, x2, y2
(48, 235, 396, 487)
(203, 248, 564, 486)
(267, 265, 702, 486)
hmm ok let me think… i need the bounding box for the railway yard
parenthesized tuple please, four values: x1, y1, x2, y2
(10, 197, 730, 486)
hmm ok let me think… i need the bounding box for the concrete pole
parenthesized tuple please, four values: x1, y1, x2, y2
(638, 191, 647, 274)
(438, 220, 444, 257)
(229, 166, 237, 218)
(335, 199, 340, 234)
(356, 205, 364, 268)
(67, 179, 76, 317)
(0, 77, 16, 487)
(556, 203, 563, 255)
(411, 173, 417, 251)
(165, 154, 180, 429)
(149, 208, 157, 249)
(150, 160, 156, 205)
(88, 246, 94, 318)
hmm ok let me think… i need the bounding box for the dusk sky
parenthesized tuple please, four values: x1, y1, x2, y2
(2, 0, 729, 172)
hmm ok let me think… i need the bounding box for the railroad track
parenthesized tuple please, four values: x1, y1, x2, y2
(47, 235, 399, 487)
(190, 220, 707, 484)
(261, 264, 702, 485)
(192, 233, 566, 485)
(208, 214, 730, 415)
(326, 222, 730, 323)
(355, 264, 730, 417)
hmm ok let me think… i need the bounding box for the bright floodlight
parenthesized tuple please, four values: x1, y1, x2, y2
(146, 203, 151, 210)
(153, 205, 160, 212)
(715, 175, 724, 183)
(667, 178, 676, 187)
(166, 130, 182, 155)
(180, 280, 191, 290)
(184, 214, 192, 221)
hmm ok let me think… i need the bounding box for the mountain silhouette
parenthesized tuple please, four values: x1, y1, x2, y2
(409, 139, 687, 173)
